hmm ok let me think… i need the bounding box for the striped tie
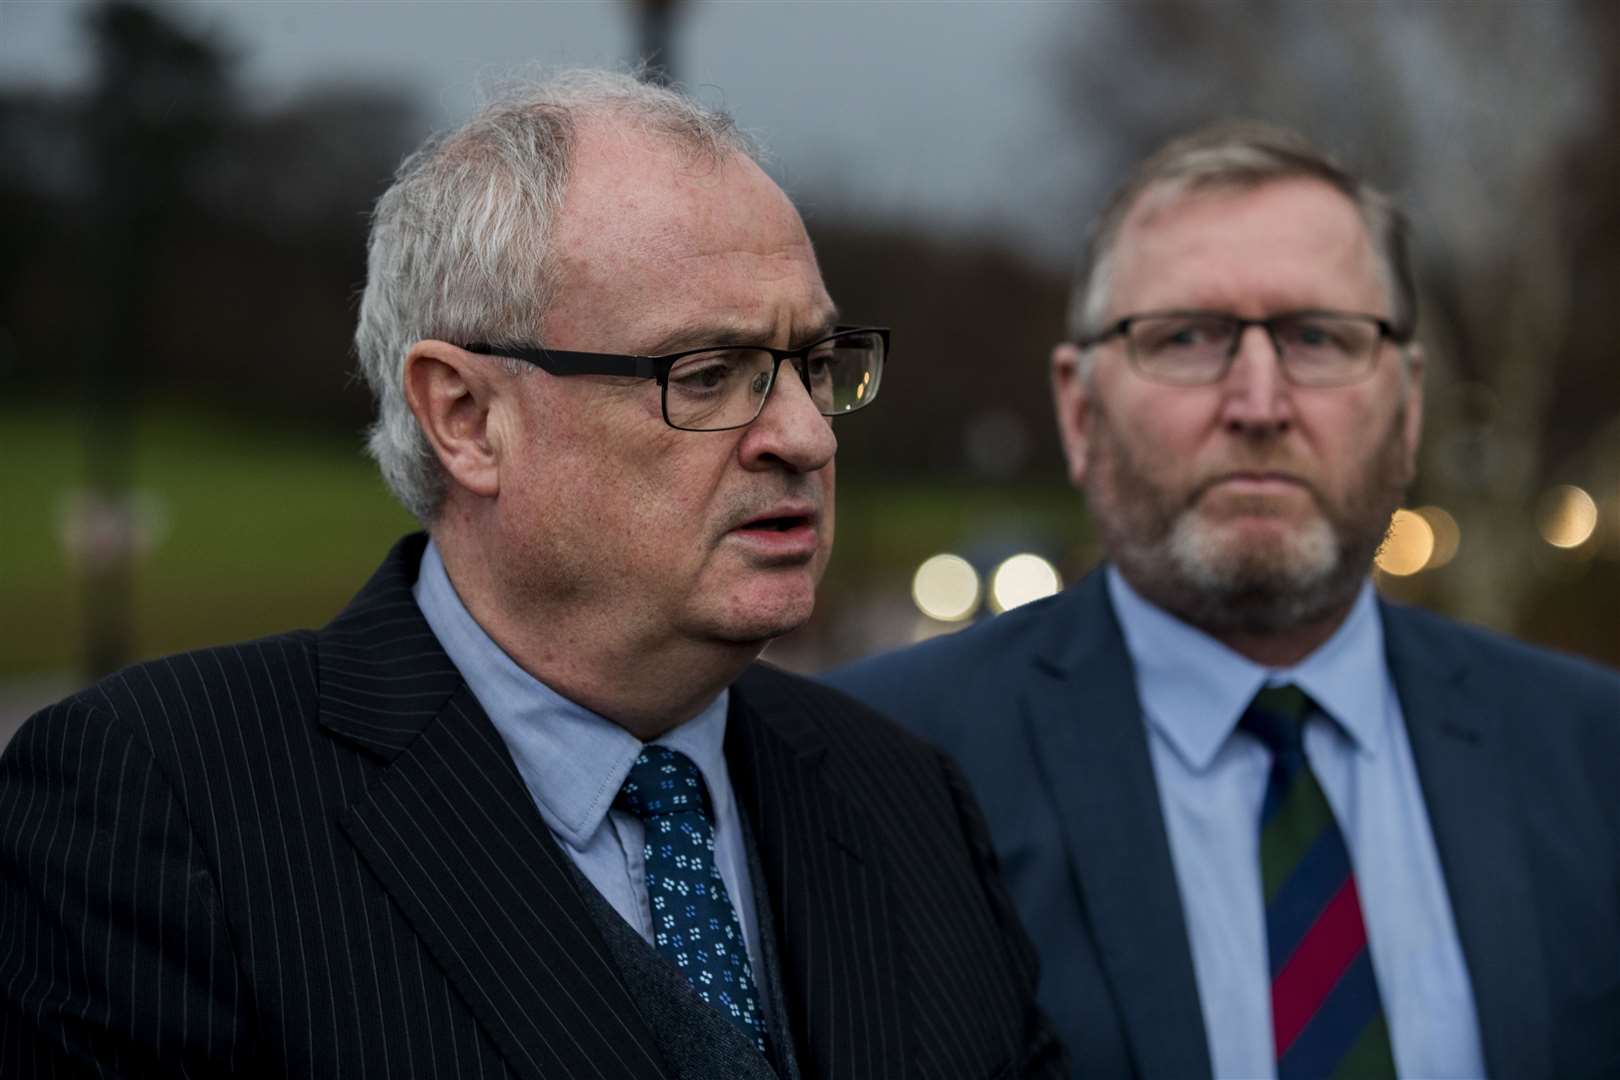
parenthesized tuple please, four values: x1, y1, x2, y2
(1241, 684, 1396, 1079)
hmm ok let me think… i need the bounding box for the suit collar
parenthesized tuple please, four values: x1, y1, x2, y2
(315, 532, 464, 757)
(1380, 603, 1552, 1079)
(1023, 569, 1214, 1080)
(318, 534, 672, 1080)
(725, 667, 905, 1080)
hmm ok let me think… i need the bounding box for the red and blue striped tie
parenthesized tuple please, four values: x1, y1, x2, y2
(1242, 684, 1397, 1079)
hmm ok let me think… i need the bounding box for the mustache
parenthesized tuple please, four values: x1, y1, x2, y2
(1187, 464, 1324, 507)
(717, 476, 824, 531)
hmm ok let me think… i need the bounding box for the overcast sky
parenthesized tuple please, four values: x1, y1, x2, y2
(1, 0, 1096, 263)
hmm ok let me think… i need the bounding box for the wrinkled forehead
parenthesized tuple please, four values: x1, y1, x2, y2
(1110, 177, 1390, 314)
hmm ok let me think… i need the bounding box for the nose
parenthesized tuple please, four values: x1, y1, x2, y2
(738, 359, 837, 473)
(1219, 324, 1292, 436)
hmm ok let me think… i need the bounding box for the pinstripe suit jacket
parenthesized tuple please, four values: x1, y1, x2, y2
(1, 535, 1064, 1078)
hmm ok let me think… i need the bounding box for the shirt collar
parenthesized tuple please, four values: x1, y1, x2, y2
(1106, 565, 1390, 772)
(412, 539, 731, 850)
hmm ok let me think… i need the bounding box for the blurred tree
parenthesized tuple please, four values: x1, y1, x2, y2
(1049, 0, 1618, 641)
(809, 217, 1068, 482)
(78, 0, 234, 675)
(154, 85, 422, 426)
(0, 10, 422, 429)
(0, 2, 424, 677)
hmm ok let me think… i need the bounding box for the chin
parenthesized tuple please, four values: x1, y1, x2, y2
(1171, 511, 1339, 593)
(700, 577, 820, 646)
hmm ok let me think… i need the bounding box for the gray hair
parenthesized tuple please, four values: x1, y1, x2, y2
(354, 69, 758, 522)
(1067, 121, 1416, 347)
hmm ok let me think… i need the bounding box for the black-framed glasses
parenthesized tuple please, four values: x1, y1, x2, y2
(1076, 310, 1409, 387)
(464, 326, 888, 432)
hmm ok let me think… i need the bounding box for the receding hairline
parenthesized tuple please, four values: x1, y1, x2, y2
(1068, 122, 1416, 344)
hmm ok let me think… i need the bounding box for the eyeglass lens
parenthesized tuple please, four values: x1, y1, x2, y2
(1127, 314, 1382, 386)
(665, 330, 884, 430)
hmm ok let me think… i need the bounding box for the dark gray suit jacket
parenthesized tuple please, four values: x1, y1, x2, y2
(828, 568, 1620, 1080)
(0, 534, 1065, 1078)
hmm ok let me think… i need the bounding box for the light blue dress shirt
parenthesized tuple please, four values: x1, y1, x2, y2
(1106, 566, 1485, 1080)
(412, 541, 768, 1016)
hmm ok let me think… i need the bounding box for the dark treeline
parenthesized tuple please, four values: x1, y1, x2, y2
(0, 0, 1070, 483)
(4, 0, 1617, 662)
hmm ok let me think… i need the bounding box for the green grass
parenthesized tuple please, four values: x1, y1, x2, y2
(3, 402, 416, 677)
(1, 401, 1091, 680)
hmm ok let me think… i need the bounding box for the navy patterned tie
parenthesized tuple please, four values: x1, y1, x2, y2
(615, 746, 766, 1052)
(1241, 684, 1396, 1079)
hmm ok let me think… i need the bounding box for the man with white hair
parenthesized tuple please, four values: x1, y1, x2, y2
(830, 123, 1620, 1079)
(1, 71, 1063, 1078)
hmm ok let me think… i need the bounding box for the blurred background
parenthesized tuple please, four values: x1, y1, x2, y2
(3, 0, 1618, 741)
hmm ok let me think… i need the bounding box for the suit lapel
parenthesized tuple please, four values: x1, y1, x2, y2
(1382, 605, 1552, 1080)
(1022, 572, 1212, 1080)
(725, 671, 905, 1080)
(317, 535, 670, 1080)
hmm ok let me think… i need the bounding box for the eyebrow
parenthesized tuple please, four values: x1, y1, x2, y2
(641, 309, 843, 355)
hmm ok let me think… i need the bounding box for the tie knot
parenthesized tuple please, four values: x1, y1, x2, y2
(615, 745, 710, 821)
(1240, 683, 1313, 755)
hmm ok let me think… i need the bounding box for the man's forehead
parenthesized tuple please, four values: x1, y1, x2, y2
(1127, 179, 1367, 250)
(1110, 177, 1384, 308)
(562, 122, 784, 234)
(545, 119, 833, 352)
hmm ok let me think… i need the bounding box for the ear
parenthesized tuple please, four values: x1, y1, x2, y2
(1051, 342, 1093, 489)
(403, 340, 503, 500)
(1399, 343, 1426, 480)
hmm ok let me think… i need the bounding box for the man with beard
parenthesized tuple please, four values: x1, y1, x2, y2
(828, 123, 1620, 1080)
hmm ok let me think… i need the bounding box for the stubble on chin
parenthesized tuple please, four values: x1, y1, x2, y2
(1159, 502, 1355, 635)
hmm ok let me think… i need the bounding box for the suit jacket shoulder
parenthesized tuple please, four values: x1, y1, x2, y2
(1382, 600, 1620, 731)
(823, 581, 1097, 752)
(0, 536, 655, 1079)
(1380, 599, 1620, 847)
(1377, 600, 1620, 1078)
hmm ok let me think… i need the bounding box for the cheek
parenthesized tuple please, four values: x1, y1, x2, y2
(817, 462, 836, 545)
(1112, 378, 1207, 442)
(1109, 393, 1210, 477)
(1299, 396, 1386, 481)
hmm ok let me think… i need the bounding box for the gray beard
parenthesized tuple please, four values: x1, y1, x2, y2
(1087, 402, 1410, 638)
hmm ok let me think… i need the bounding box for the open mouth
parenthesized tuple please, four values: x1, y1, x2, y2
(744, 516, 809, 532)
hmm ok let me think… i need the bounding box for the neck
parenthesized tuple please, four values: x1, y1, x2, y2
(493, 631, 755, 740)
(1208, 608, 1352, 668)
(433, 526, 760, 741)
(1115, 565, 1359, 669)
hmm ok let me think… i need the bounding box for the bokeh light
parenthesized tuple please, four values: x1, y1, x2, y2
(1414, 505, 1460, 570)
(1536, 485, 1599, 549)
(911, 553, 981, 622)
(1375, 508, 1434, 577)
(988, 553, 1061, 614)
